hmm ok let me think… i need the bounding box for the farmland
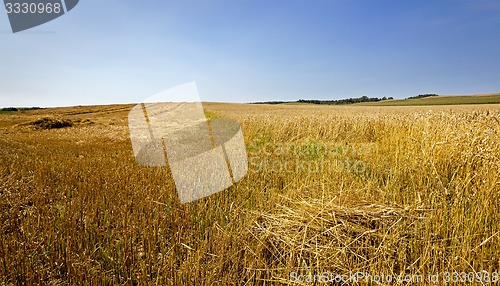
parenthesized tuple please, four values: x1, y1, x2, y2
(1, 103, 499, 285)
(357, 93, 500, 106)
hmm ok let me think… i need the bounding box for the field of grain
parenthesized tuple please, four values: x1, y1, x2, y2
(1, 103, 499, 285)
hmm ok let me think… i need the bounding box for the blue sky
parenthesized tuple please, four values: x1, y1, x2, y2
(0, 0, 499, 107)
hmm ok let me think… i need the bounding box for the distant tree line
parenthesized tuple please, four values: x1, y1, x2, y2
(0, 107, 42, 112)
(252, 96, 393, 105)
(407, 94, 438, 100)
(0, 107, 19, 111)
(297, 96, 394, 105)
(251, 101, 290, 105)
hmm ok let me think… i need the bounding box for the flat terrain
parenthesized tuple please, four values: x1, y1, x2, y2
(358, 93, 500, 106)
(1, 103, 499, 285)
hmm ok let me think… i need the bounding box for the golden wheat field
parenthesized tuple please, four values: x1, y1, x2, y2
(0, 103, 499, 285)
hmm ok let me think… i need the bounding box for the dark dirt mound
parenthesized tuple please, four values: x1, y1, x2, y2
(28, 117, 73, 129)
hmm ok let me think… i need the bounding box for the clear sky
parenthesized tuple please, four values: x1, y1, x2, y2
(0, 0, 499, 107)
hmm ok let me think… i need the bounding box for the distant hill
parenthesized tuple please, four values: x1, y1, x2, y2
(251, 93, 500, 107)
(356, 93, 500, 106)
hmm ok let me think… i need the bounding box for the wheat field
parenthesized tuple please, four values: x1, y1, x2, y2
(0, 103, 499, 285)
